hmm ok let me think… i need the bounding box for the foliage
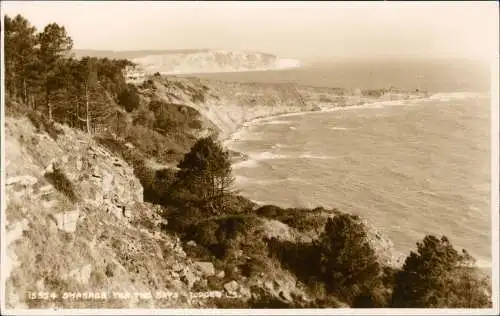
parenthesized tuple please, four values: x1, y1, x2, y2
(391, 235, 491, 308)
(172, 136, 234, 213)
(267, 238, 321, 282)
(4, 14, 39, 104)
(27, 110, 64, 140)
(4, 14, 134, 135)
(314, 214, 381, 304)
(255, 205, 336, 234)
(117, 84, 140, 112)
(147, 99, 203, 134)
(44, 166, 78, 202)
(186, 215, 263, 259)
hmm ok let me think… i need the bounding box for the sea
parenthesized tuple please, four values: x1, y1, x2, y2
(196, 58, 494, 269)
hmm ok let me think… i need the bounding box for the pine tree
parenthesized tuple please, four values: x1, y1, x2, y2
(391, 235, 491, 308)
(37, 22, 73, 121)
(173, 136, 234, 212)
(314, 213, 381, 304)
(4, 14, 39, 103)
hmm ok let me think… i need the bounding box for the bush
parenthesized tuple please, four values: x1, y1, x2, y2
(314, 214, 381, 304)
(267, 237, 320, 282)
(44, 166, 78, 202)
(255, 205, 331, 235)
(148, 99, 203, 135)
(5, 96, 29, 117)
(117, 84, 140, 112)
(352, 285, 390, 308)
(133, 108, 156, 128)
(391, 235, 491, 308)
(27, 110, 64, 140)
(183, 214, 266, 264)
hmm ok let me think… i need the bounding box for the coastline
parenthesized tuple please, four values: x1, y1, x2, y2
(221, 93, 430, 152)
(219, 91, 492, 270)
(221, 90, 490, 153)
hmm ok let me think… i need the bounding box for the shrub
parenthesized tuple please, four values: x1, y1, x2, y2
(314, 214, 381, 304)
(267, 237, 320, 282)
(44, 166, 78, 202)
(117, 84, 140, 112)
(352, 285, 390, 308)
(184, 214, 265, 262)
(133, 108, 156, 128)
(391, 235, 491, 308)
(255, 205, 286, 218)
(27, 110, 64, 140)
(5, 96, 29, 117)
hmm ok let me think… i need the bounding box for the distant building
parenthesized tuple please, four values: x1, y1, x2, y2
(123, 65, 146, 84)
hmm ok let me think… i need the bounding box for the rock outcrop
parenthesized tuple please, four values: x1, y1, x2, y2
(4, 117, 205, 308)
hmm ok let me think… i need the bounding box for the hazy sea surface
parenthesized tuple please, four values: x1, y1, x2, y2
(193, 58, 491, 92)
(220, 58, 493, 267)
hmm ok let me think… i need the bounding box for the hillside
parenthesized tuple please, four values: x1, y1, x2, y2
(4, 75, 415, 309)
(134, 75, 420, 141)
(5, 115, 192, 308)
(4, 12, 492, 312)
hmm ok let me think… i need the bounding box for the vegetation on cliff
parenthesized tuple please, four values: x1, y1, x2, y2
(3, 13, 491, 309)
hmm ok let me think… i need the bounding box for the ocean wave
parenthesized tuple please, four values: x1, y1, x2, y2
(329, 126, 351, 131)
(232, 151, 289, 169)
(475, 258, 492, 269)
(249, 151, 289, 160)
(261, 120, 294, 125)
(234, 175, 304, 185)
(271, 143, 288, 149)
(299, 153, 336, 160)
(232, 159, 260, 170)
(428, 92, 488, 102)
(418, 189, 439, 197)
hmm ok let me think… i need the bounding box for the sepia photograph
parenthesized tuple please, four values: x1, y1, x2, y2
(1, 1, 499, 315)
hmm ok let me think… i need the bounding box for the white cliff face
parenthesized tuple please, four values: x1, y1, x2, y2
(132, 50, 301, 75)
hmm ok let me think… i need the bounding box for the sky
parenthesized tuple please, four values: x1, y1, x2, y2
(2, 1, 498, 61)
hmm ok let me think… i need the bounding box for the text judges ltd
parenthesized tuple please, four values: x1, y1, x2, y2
(27, 290, 239, 301)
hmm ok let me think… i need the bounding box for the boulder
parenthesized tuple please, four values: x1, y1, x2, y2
(216, 270, 225, 279)
(55, 207, 80, 233)
(264, 281, 273, 291)
(223, 280, 240, 294)
(194, 261, 215, 276)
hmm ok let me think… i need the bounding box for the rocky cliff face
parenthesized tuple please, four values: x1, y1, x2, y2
(4, 116, 208, 308)
(4, 114, 314, 309)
